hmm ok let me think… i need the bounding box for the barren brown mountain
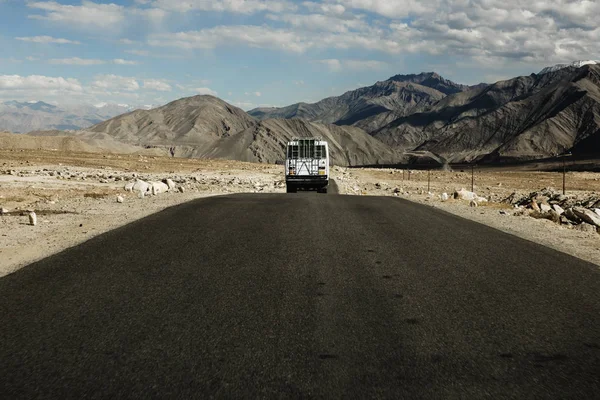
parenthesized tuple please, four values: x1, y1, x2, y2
(374, 65, 600, 162)
(249, 72, 473, 133)
(84, 95, 402, 166)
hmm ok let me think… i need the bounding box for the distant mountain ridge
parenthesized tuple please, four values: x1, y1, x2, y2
(0, 101, 155, 133)
(8, 61, 600, 165)
(249, 72, 482, 134)
(539, 60, 599, 75)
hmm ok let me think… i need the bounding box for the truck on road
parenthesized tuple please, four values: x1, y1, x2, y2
(285, 138, 329, 193)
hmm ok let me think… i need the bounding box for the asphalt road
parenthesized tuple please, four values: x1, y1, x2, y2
(1, 187, 599, 398)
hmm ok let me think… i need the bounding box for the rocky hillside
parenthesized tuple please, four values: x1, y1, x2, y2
(374, 65, 600, 162)
(249, 72, 473, 133)
(85, 95, 401, 166)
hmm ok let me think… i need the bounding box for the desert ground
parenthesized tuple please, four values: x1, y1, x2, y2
(2, 148, 600, 277)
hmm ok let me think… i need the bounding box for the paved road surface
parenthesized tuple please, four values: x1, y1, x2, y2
(1, 187, 599, 398)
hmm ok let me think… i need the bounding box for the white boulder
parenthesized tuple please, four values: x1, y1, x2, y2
(124, 181, 135, 192)
(454, 189, 477, 201)
(540, 203, 552, 213)
(28, 211, 37, 226)
(552, 204, 565, 215)
(116, 195, 124, 203)
(150, 181, 169, 195)
(165, 178, 176, 191)
(441, 193, 449, 201)
(132, 179, 150, 194)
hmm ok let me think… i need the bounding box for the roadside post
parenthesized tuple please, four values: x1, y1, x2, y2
(559, 152, 573, 195)
(428, 170, 431, 193)
(471, 164, 474, 192)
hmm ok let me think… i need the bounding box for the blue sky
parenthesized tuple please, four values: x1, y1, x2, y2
(0, 0, 598, 109)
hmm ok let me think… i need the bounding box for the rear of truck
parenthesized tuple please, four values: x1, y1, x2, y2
(285, 138, 329, 193)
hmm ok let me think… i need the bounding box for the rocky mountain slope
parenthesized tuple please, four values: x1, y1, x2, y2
(0, 101, 147, 133)
(249, 73, 474, 133)
(374, 65, 600, 162)
(85, 95, 402, 166)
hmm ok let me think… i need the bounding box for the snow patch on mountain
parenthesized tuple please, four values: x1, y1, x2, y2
(539, 60, 599, 75)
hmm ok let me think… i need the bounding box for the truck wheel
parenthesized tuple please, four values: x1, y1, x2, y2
(318, 187, 328, 194)
(286, 185, 296, 193)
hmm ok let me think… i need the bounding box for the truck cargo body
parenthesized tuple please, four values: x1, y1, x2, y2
(285, 138, 329, 193)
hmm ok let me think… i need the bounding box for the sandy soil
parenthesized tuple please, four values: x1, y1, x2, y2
(2, 148, 600, 277)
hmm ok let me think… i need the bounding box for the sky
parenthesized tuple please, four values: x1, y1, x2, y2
(0, 0, 599, 110)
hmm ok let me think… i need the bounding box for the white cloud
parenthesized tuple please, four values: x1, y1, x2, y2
(131, 7, 168, 22)
(16, 36, 81, 45)
(150, 0, 295, 14)
(195, 87, 218, 96)
(314, 58, 388, 72)
(254, 91, 262, 97)
(149, 25, 310, 53)
(27, 1, 126, 29)
(113, 58, 139, 65)
(332, 0, 436, 19)
(294, 80, 304, 85)
(0, 74, 83, 92)
(302, 2, 346, 15)
(91, 74, 140, 91)
(143, 79, 172, 91)
(125, 49, 150, 56)
(315, 58, 342, 71)
(118, 38, 138, 45)
(344, 59, 389, 70)
(49, 57, 105, 65)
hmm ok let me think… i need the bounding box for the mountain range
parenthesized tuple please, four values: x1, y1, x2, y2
(0, 101, 153, 133)
(8, 61, 600, 165)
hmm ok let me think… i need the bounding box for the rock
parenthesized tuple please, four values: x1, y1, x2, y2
(575, 222, 597, 233)
(178, 186, 186, 193)
(560, 215, 573, 225)
(393, 187, 401, 194)
(132, 179, 150, 194)
(469, 200, 478, 207)
(454, 189, 477, 201)
(475, 196, 488, 203)
(540, 203, 552, 213)
(165, 178, 176, 190)
(564, 208, 582, 223)
(28, 211, 37, 226)
(572, 207, 600, 227)
(0, 207, 7, 215)
(441, 193, 449, 201)
(124, 181, 135, 192)
(116, 195, 124, 203)
(594, 208, 600, 217)
(530, 210, 560, 223)
(552, 204, 565, 215)
(150, 181, 169, 195)
(531, 200, 540, 212)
